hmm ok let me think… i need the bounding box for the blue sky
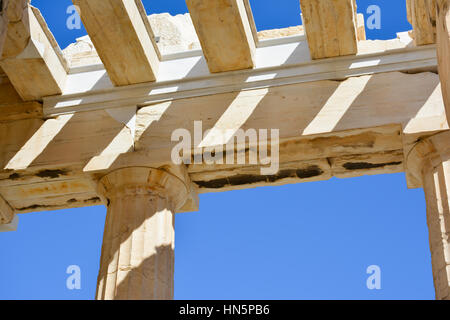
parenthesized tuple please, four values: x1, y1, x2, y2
(0, 1, 435, 300)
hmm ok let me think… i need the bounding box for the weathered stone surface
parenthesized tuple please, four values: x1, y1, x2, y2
(0, 2, 449, 300)
(0, 1, 67, 100)
(186, 0, 256, 72)
(300, 0, 358, 59)
(436, 0, 450, 124)
(258, 26, 304, 39)
(96, 167, 188, 300)
(407, 131, 450, 300)
(407, 0, 437, 45)
(0, 193, 14, 224)
(357, 32, 414, 54)
(148, 13, 200, 55)
(0, 73, 42, 121)
(356, 13, 366, 41)
(63, 13, 201, 66)
(63, 36, 102, 68)
(0, 71, 445, 213)
(72, 0, 160, 86)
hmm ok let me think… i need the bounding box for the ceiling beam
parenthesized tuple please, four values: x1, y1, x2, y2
(300, 0, 359, 59)
(436, 0, 450, 122)
(407, 0, 437, 45)
(72, 0, 160, 86)
(356, 13, 366, 41)
(186, 0, 256, 73)
(0, 1, 67, 101)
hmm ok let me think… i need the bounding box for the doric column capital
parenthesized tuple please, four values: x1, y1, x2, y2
(406, 130, 450, 185)
(98, 166, 189, 212)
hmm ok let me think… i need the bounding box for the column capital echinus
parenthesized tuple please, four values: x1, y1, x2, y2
(97, 167, 190, 212)
(406, 131, 450, 186)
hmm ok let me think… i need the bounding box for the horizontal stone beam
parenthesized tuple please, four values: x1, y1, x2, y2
(72, 0, 160, 86)
(300, 0, 358, 59)
(186, 0, 256, 72)
(0, 1, 68, 101)
(191, 148, 405, 193)
(0, 74, 42, 121)
(0, 71, 447, 214)
(43, 40, 437, 116)
(436, 0, 450, 124)
(407, 0, 437, 45)
(2, 72, 446, 174)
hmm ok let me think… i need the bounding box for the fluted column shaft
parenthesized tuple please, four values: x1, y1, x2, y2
(407, 131, 450, 299)
(436, 0, 450, 123)
(96, 167, 188, 300)
(423, 157, 450, 299)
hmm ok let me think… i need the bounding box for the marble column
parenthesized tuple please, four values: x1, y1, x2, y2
(407, 131, 450, 299)
(96, 167, 188, 300)
(436, 0, 450, 123)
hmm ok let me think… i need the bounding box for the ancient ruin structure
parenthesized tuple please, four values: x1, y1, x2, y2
(0, 0, 449, 299)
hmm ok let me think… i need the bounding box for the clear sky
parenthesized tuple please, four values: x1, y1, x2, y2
(0, 0, 435, 300)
